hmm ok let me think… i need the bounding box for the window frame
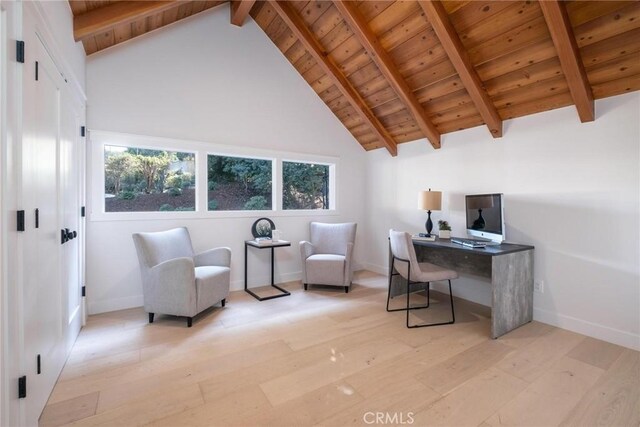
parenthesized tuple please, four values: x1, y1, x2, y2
(89, 130, 339, 221)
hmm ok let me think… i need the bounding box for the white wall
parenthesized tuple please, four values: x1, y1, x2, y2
(365, 92, 640, 349)
(85, 4, 367, 314)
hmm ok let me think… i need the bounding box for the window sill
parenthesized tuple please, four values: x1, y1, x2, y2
(88, 209, 340, 222)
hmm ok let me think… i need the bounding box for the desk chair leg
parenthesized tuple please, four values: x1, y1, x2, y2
(386, 276, 416, 312)
(407, 280, 455, 328)
(387, 258, 430, 312)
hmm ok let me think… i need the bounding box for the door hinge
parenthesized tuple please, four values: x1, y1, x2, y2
(36, 354, 41, 375)
(82, 286, 86, 297)
(17, 210, 25, 232)
(80, 126, 86, 137)
(18, 376, 26, 399)
(16, 41, 25, 63)
(81, 206, 86, 217)
(35, 61, 39, 81)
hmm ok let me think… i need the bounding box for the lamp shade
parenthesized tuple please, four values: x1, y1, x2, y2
(418, 190, 442, 211)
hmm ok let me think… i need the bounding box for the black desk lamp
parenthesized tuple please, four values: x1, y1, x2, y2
(418, 189, 442, 237)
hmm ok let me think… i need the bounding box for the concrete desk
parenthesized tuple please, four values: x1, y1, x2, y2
(389, 239, 534, 339)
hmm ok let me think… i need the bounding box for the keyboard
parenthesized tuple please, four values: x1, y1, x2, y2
(451, 238, 489, 248)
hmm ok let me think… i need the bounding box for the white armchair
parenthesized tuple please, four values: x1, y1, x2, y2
(132, 227, 230, 327)
(300, 222, 357, 293)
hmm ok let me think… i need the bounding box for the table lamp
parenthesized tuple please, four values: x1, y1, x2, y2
(418, 189, 442, 237)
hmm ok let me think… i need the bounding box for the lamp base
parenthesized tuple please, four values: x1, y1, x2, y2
(425, 210, 433, 236)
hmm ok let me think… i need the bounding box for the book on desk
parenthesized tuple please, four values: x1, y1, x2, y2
(412, 234, 436, 242)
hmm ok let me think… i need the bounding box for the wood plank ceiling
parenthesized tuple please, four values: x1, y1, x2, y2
(70, 1, 640, 156)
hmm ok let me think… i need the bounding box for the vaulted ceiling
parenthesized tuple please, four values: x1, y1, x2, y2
(69, 1, 640, 156)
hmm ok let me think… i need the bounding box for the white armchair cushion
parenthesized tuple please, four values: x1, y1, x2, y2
(306, 254, 346, 286)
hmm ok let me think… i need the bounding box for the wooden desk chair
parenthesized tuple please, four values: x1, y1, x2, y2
(387, 229, 459, 328)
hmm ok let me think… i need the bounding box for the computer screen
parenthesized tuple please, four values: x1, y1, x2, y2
(465, 194, 503, 236)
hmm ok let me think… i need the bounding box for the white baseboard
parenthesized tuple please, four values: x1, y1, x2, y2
(87, 267, 639, 351)
(365, 264, 639, 351)
(88, 271, 305, 314)
(365, 262, 387, 276)
(533, 307, 639, 350)
(88, 295, 144, 315)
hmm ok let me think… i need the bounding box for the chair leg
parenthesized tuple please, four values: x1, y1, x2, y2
(427, 285, 431, 306)
(386, 271, 395, 312)
(221, 299, 226, 307)
(148, 313, 154, 324)
(387, 278, 430, 312)
(406, 280, 456, 328)
(187, 317, 193, 328)
(344, 286, 349, 293)
(304, 283, 308, 291)
(449, 280, 456, 324)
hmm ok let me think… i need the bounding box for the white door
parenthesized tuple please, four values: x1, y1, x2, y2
(60, 88, 83, 352)
(21, 32, 66, 424)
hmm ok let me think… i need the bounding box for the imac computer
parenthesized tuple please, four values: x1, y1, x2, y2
(465, 193, 505, 243)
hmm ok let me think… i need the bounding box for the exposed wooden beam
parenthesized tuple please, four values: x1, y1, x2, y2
(333, 1, 441, 149)
(231, 1, 256, 27)
(539, 0, 595, 122)
(73, 1, 178, 42)
(418, 0, 503, 138)
(270, 1, 397, 156)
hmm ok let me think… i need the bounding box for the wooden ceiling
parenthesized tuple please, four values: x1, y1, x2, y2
(69, 1, 228, 54)
(70, 1, 640, 156)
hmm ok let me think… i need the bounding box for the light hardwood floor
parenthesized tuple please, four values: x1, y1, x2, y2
(40, 271, 639, 427)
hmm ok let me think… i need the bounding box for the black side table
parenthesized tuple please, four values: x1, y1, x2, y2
(244, 240, 292, 301)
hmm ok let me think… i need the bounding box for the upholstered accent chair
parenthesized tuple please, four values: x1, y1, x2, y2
(300, 222, 357, 293)
(388, 229, 459, 328)
(132, 227, 230, 327)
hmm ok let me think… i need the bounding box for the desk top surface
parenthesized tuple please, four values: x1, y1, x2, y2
(412, 238, 534, 256)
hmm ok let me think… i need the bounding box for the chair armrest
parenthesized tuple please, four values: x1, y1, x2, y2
(299, 241, 315, 285)
(194, 247, 231, 267)
(299, 241, 315, 260)
(344, 242, 354, 285)
(146, 257, 196, 307)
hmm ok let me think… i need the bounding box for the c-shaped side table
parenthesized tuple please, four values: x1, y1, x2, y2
(244, 240, 292, 301)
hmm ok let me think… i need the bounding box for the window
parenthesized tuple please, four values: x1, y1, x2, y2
(104, 145, 196, 212)
(282, 161, 330, 210)
(92, 131, 338, 219)
(207, 154, 273, 211)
